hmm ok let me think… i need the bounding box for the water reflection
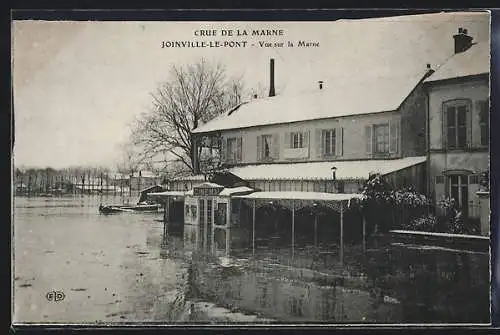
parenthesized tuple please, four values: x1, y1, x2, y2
(179, 236, 489, 323)
(13, 195, 490, 324)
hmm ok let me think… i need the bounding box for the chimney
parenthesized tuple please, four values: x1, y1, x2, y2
(453, 27, 474, 54)
(268, 58, 276, 97)
(318, 81, 324, 90)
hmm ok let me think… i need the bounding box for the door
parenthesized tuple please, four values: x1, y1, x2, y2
(198, 198, 214, 253)
(448, 174, 469, 217)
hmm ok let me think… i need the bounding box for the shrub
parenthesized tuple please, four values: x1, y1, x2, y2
(402, 214, 438, 232)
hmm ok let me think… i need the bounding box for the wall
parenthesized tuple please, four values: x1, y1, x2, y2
(428, 77, 489, 151)
(400, 85, 428, 157)
(169, 179, 204, 191)
(427, 77, 490, 206)
(219, 111, 402, 165)
(248, 179, 361, 194)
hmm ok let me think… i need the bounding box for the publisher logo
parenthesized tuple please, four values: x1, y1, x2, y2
(46, 290, 65, 302)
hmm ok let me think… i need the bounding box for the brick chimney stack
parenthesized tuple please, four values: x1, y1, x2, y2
(268, 58, 276, 97)
(453, 27, 474, 54)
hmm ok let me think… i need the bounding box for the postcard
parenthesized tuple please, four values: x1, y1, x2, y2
(12, 10, 492, 326)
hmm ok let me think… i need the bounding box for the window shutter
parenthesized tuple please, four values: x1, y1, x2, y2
(466, 103, 472, 149)
(303, 131, 310, 149)
(474, 100, 482, 147)
(236, 138, 242, 162)
(442, 105, 448, 149)
(365, 126, 372, 155)
(434, 175, 445, 203)
(468, 174, 481, 211)
(256, 136, 262, 162)
(271, 133, 280, 159)
(389, 119, 399, 153)
(284, 132, 291, 149)
(220, 137, 227, 162)
(335, 127, 343, 156)
(315, 129, 323, 159)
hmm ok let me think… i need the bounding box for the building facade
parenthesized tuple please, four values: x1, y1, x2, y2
(424, 29, 490, 234)
(191, 62, 431, 195)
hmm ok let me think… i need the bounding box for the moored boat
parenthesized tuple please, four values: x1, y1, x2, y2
(98, 203, 162, 214)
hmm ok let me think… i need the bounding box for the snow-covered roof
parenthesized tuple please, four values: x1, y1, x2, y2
(192, 71, 429, 133)
(234, 191, 363, 202)
(139, 185, 164, 193)
(194, 182, 224, 188)
(219, 186, 254, 197)
(229, 156, 426, 181)
(424, 42, 490, 83)
(148, 191, 187, 197)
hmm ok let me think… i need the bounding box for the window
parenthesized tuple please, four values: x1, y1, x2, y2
(373, 124, 390, 154)
(447, 105, 467, 149)
(226, 137, 242, 162)
(443, 100, 469, 149)
(336, 181, 345, 193)
(262, 135, 272, 159)
(258, 134, 279, 161)
(291, 132, 304, 148)
(216, 203, 227, 226)
(207, 200, 213, 225)
(322, 129, 336, 156)
(479, 100, 489, 146)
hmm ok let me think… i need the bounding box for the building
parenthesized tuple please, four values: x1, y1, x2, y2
(153, 13, 491, 256)
(129, 170, 161, 192)
(424, 28, 490, 234)
(191, 59, 431, 195)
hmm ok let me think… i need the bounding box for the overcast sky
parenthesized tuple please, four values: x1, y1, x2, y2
(12, 11, 489, 169)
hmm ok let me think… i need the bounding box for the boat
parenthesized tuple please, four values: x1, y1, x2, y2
(121, 203, 162, 211)
(98, 185, 165, 214)
(99, 204, 128, 214)
(98, 202, 162, 214)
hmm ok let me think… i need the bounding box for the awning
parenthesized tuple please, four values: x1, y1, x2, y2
(234, 191, 363, 201)
(229, 156, 426, 181)
(234, 191, 364, 212)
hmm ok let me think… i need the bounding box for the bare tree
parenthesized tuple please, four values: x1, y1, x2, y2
(115, 143, 142, 177)
(131, 58, 244, 174)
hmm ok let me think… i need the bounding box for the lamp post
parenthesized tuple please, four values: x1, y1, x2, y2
(331, 166, 337, 193)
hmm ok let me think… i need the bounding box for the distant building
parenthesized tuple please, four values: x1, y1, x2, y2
(130, 171, 161, 191)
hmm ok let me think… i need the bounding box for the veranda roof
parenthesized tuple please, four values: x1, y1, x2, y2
(229, 156, 426, 181)
(234, 191, 363, 202)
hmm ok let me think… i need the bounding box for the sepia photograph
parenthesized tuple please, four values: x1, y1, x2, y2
(12, 10, 492, 326)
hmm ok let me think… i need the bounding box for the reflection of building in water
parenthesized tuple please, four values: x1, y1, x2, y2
(190, 261, 403, 322)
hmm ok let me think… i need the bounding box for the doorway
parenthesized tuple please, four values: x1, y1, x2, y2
(198, 198, 215, 253)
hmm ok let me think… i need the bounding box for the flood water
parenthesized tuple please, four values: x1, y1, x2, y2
(12, 196, 490, 325)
